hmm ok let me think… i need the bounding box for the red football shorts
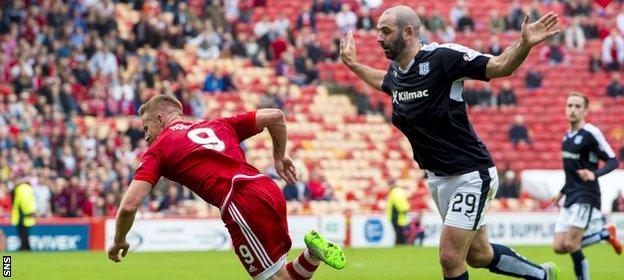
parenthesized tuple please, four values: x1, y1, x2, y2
(221, 176, 291, 279)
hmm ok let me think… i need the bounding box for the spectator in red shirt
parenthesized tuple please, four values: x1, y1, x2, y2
(55, 176, 87, 217)
(103, 192, 118, 217)
(270, 34, 289, 61)
(602, 28, 624, 71)
(309, 172, 330, 201)
(0, 183, 12, 217)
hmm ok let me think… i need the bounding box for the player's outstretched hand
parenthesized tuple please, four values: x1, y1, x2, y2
(107, 240, 130, 263)
(276, 156, 298, 185)
(577, 169, 596, 182)
(340, 30, 357, 67)
(521, 12, 560, 48)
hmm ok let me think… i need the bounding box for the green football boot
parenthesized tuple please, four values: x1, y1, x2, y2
(540, 262, 560, 280)
(304, 230, 346, 269)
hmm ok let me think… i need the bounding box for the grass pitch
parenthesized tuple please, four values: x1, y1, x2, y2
(9, 245, 623, 279)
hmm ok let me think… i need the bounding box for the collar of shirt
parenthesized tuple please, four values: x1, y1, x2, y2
(396, 48, 427, 74)
(398, 58, 415, 73)
(167, 119, 189, 128)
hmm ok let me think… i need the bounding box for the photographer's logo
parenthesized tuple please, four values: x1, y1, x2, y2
(3, 256, 10, 277)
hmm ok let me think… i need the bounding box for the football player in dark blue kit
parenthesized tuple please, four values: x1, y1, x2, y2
(340, 4, 561, 280)
(550, 92, 621, 280)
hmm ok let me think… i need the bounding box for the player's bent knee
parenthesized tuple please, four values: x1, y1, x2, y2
(553, 247, 567, 254)
(563, 240, 580, 253)
(552, 243, 567, 254)
(439, 251, 463, 270)
(466, 251, 491, 268)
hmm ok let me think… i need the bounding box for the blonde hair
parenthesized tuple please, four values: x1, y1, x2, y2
(568, 91, 589, 108)
(138, 94, 183, 118)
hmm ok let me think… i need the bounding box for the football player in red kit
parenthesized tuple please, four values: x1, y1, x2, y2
(107, 94, 346, 279)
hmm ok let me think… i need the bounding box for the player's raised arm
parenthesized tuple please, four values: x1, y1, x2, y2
(255, 109, 298, 184)
(486, 12, 560, 78)
(107, 179, 152, 263)
(340, 31, 386, 91)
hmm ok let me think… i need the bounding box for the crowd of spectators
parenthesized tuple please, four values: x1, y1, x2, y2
(1, 0, 623, 219)
(0, 0, 301, 219)
(458, 0, 624, 108)
(0, 0, 385, 218)
(0, 0, 148, 219)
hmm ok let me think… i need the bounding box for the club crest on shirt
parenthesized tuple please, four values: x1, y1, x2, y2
(418, 62, 430, 75)
(574, 135, 583, 145)
(463, 51, 479, 61)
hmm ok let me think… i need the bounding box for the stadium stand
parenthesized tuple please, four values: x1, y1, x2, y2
(0, 0, 622, 220)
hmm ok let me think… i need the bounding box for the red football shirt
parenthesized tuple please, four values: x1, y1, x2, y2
(134, 111, 263, 208)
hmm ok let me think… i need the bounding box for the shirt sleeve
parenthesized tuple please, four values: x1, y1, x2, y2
(559, 184, 568, 195)
(588, 128, 616, 161)
(439, 43, 492, 81)
(134, 148, 161, 186)
(594, 158, 619, 177)
(222, 111, 262, 142)
(586, 127, 619, 177)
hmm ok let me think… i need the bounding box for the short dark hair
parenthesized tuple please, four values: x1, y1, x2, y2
(568, 91, 589, 108)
